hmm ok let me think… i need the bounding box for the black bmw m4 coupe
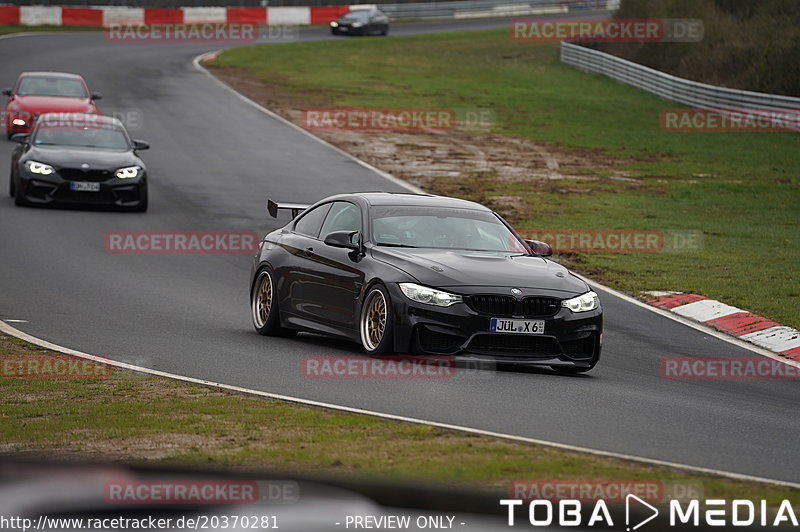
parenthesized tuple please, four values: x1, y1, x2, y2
(250, 193, 602, 373)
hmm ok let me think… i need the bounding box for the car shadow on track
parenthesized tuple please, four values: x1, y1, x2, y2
(283, 331, 595, 379)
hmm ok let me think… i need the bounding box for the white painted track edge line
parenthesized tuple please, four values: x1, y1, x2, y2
(578, 275, 800, 369)
(192, 51, 425, 195)
(2, 320, 798, 490)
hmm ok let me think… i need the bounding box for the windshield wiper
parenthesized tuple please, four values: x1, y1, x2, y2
(376, 242, 420, 248)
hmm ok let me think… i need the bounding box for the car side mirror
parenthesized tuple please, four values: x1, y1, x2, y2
(525, 239, 553, 257)
(132, 139, 149, 151)
(2, 88, 11, 96)
(324, 230, 360, 251)
(91, 92, 103, 100)
(10, 133, 28, 144)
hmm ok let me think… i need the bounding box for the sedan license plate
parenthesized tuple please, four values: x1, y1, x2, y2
(70, 182, 100, 192)
(489, 318, 545, 334)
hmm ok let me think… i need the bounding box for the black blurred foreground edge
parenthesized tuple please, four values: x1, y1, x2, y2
(0, 459, 792, 531)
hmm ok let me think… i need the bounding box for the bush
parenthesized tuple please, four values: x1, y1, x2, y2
(598, 0, 800, 96)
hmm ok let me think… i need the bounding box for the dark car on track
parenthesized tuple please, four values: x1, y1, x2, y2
(250, 193, 603, 373)
(330, 9, 389, 36)
(3, 71, 101, 139)
(9, 112, 149, 211)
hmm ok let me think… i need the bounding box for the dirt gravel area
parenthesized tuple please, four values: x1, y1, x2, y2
(208, 65, 636, 223)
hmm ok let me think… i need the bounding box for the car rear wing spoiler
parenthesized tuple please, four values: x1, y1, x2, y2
(267, 199, 310, 219)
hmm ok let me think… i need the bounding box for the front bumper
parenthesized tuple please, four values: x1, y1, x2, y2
(15, 169, 147, 209)
(331, 25, 364, 35)
(386, 284, 603, 368)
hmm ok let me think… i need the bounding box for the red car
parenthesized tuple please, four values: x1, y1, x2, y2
(3, 72, 101, 139)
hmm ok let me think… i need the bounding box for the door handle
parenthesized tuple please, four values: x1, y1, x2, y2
(304, 247, 315, 256)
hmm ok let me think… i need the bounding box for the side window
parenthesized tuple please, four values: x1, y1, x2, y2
(293, 203, 332, 238)
(319, 201, 362, 240)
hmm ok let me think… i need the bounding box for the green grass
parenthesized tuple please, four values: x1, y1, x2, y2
(1, 333, 797, 505)
(211, 30, 800, 328)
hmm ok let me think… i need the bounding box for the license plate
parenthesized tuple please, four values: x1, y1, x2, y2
(489, 318, 545, 334)
(70, 182, 100, 192)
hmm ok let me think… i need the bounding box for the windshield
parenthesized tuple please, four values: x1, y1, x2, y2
(371, 206, 528, 252)
(17, 76, 88, 98)
(343, 10, 372, 20)
(32, 125, 130, 151)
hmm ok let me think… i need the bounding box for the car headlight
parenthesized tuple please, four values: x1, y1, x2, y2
(330, 21, 339, 27)
(399, 283, 462, 307)
(11, 111, 31, 126)
(351, 22, 363, 27)
(26, 161, 54, 175)
(562, 291, 600, 313)
(115, 166, 141, 179)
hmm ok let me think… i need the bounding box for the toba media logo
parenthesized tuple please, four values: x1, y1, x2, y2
(499, 497, 799, 529)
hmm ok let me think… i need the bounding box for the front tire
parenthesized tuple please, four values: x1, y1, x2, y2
(359, 284, 394, 354)
(13, 179, 28, 206)
(251, 268, 297, 337)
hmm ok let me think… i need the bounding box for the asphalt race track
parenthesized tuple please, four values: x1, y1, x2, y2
(1, 21, 798, 485)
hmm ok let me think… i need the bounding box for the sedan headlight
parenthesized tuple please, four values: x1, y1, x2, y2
(11, 111, 31, 126)
(399, 283, 462, 307)
(115, 166, 141, 179)
(562, 291, 600, 313)
(26, 161, 54, 175)
(330, 21, 339, 27)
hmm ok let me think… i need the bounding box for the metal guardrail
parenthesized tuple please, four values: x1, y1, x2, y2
(376, 0, 597, 22)
(560, 41, 800, 113)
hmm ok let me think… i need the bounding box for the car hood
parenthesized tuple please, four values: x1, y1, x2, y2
(12, 95, 94, 113)
(371, 247, 588, 296)
(25, 146, 139, 169)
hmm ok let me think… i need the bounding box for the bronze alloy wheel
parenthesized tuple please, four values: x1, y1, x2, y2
(361, 288, 387, 351)
(252, 271, 273, 329)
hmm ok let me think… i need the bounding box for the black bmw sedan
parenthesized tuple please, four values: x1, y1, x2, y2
(251, 193, 602, 373)
(9, 112, 149, 211)
(330, 9, 389, 36)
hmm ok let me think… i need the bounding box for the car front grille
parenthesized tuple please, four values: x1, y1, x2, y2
(468, 295, 516, 316)
(468, 295, 560, 317)
(466, 334, 561, 357)
(53, 186, 115, 204)
(59, 168, 113, 182)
